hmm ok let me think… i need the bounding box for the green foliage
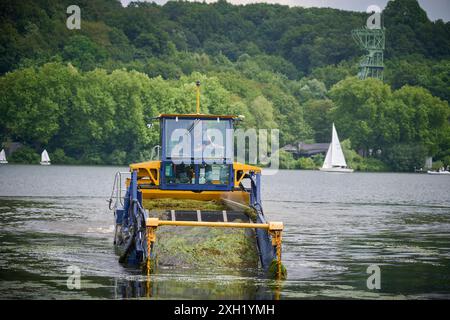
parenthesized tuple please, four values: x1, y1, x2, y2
(144, 198, 259, 270)
(385, 56, 450, 103)
(0, 62, 309, 164)
(107, 150, 127, 166)
(311, 153, 324, 167)
(341, 139, 389, 172)
(383, 0, 450, 60)
(329, 77, 450, 163)
(154, 226, 259, 270)
(358, 158, 391, 172)
(441, 156, 450, 167)
(290, 78, 327, 103)
(1, 0, 448, 78)
(341, 139, 361, 168)
(0, 63, 73, 146)
(268, 259, 287, 280)
(250, 96, 277, 129)
(9, 146, 39, 164)
(383, 143, 428, 172)
(392, 85, 450, 156)
(329, 77, 397, 152)
(279, 153, 319, 171)
(303, 99, 334, 143)
(143, 198, 226, 211)
(310, 61, 357, 89)
(80, 152, 105, 165)
(51, 148, 76, 164)
(278, 150, 296, 170)
(63, 35, 107, 71)
(431, 161, 444, 171)
(296, 157, 317, 170)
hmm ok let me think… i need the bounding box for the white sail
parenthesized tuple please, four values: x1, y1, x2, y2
(322, 123, 348, 169)
(322, 143, 333, 169)
(330, 123, 347, 167)
(0, 149, 7, 163)
(41, 149, 50, 164)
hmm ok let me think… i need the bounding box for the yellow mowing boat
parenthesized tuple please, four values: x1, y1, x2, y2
(109, 81, 286, 279)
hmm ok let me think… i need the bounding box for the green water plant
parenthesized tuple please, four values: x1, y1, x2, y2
(267, 259, 288, 280)
(143, 198, 226, 211)
(142, 198, 260, 271)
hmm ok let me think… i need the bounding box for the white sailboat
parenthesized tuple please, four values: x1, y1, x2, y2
(40, 149, 51, 165)
(427, 168, 450, 175)
(0, 149, 7, 164)
(320, 123, 354, 173)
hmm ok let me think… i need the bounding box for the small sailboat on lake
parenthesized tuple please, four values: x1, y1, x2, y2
(40, 149, 51, 165)
(320, 123, 354, 173)
(427, 168, 450, 175)
(0, 149, 7, 164)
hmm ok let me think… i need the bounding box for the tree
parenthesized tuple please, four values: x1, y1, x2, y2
(383, 0, 450, 60)
(385, 57, 450, 102)
(303, 99, 334, 143)
(8, 145, 39, 164)
(0, 63, 75, 147)
(329, 77, 397, 154)
(250, 96, 277, 129)
(383, 143, 428, 172)
(0, 0, 448, 169)
(393, 85, 450, 156)
(63, 35, 107, 71)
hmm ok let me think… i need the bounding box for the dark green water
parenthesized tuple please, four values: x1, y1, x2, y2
(0, 165, 449, 299)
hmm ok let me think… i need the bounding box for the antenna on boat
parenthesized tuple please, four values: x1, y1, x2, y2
(196, 80, 200, 114)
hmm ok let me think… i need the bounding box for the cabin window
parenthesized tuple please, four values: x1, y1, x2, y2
(164, 118, 232, 163)
(165, 119, 195, 161)
(164, 162, 195, 184)
(199, 164, 230, 185)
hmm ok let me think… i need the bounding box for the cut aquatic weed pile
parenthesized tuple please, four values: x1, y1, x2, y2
(143, 198, 226, 211)
(142, 198, 259, 270)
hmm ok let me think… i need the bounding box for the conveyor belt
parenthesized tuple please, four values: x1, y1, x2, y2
(152, 210, 250, 223)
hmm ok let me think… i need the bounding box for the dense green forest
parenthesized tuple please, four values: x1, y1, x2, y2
(0, 0, 449, 171)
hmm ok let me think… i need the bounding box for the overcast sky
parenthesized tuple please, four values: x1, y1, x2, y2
(119, 0, 450, 22)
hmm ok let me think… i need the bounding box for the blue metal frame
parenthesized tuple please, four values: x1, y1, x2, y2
(249, 172, 277, 270)
(117, 170, 150, 266)
(116, 169, 276, 273)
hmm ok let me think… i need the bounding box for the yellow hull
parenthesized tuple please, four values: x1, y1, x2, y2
(140, 188, 250, 205)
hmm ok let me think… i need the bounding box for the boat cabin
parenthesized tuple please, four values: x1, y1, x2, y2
(159, 113, 235, 191)
(129, 112, 261, 204)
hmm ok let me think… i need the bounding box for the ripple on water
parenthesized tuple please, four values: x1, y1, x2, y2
(1, 167, 450, 299)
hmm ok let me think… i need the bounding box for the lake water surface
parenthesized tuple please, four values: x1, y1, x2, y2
(0, 165, 449, 299)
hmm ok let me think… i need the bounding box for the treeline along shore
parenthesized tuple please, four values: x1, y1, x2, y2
(0, 0, 449, 171)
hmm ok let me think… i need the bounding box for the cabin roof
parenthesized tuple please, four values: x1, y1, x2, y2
(158, 113, 238, 119)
